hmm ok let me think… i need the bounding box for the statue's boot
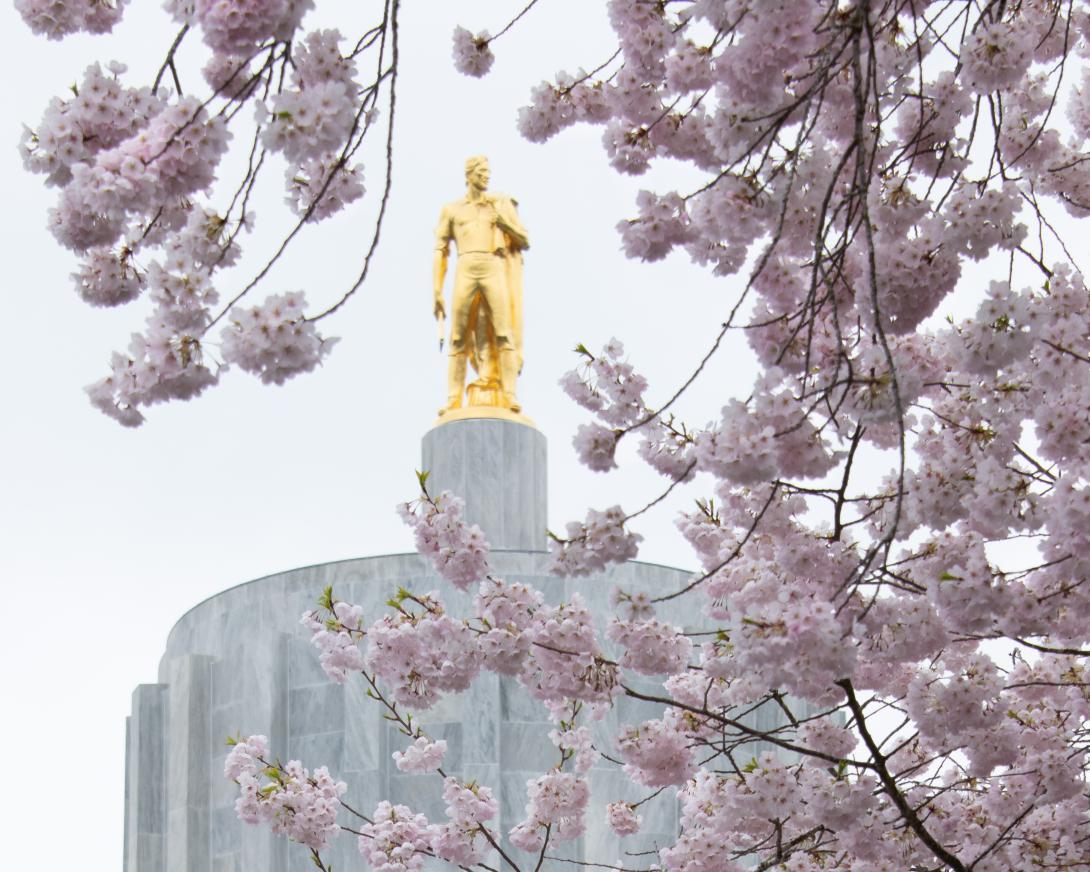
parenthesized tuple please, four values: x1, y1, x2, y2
(440, 353, 467, 416)
(499, 348, 521, 413)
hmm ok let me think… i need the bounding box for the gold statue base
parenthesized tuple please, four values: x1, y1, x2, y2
(435, 376, 535, 428)
(466, 380, 502, 408)
(434, 405, 537, 428)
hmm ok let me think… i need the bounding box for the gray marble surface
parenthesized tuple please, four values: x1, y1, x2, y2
(123, 419, 803, 871)
(126, 549, 694, 872)
(422, 418, 548, 551)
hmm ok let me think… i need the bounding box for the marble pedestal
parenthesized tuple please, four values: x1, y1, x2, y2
(421, 418, 547, 551)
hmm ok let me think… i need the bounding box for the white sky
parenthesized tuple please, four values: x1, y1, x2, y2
(0, 2, 743, 865)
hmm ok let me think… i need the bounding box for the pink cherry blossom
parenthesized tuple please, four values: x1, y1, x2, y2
(392, 736, 447, 773)
(509, 772, 590, 853)
(547, 505, 642, 577)
(358, 801, 436, 872)
(605, 801, 640, 836)
(15, 0, 128, 39)
(398, 490, 490, 591)
(451, 26, 494, 77)
(301, 598, 364, 684)
(365, 593, 482, 709)
(221, 291, 338, 385)
(431, 777, 498, 866)
(231, 748, 345, 852)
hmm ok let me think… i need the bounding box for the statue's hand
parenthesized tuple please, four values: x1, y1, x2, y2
(434, 296, 446, 320)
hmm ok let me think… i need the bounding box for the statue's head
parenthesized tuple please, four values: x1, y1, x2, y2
(465, 155, 490, 191)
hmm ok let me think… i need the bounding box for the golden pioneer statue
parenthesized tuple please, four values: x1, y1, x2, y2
(433, 155, 530, 419)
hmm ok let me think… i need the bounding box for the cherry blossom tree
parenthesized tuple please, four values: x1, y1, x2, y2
(16, 1, 1090, 871)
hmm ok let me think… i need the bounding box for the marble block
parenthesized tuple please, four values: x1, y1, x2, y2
(422, 418, 547, 551)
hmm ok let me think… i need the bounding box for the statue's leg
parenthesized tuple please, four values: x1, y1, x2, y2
(473, 296, 498, 389)
(498, 346, 521, 413)
(441, 265, 473, 415)
(480, 263, 520, 412)
(440, 352, 467, 415)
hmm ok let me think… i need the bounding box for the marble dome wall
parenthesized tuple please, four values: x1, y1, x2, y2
(125, 550, 710, 872)
(123, 419, 798, 872)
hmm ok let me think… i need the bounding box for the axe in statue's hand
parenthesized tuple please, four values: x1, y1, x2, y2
(433, 296, 446, 352)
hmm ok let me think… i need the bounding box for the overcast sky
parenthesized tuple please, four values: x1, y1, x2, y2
(0, 2, 749, 865)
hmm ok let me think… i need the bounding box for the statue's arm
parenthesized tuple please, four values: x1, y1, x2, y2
(494, 196, 530, 250)
(433, 206, 452, 317)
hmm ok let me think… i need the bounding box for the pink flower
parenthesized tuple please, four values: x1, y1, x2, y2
(399, 491, 490, 591)
(392, 737, 447, 773)
(451, 26, 494, 77)
(606, 801, 641, 836)
(221, 291, 338, 385)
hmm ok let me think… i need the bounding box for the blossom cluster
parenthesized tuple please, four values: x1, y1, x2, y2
(547, 505, 642, 577)
(225, 735, 345, 853)
(355, 779, 501, 870)
(18, 5, 376, 424)
(287, 154, 364, 221)
(509, 772, 590, 853)
(221, 291, 337, 386)
(451, 26, 494, 77)
(397, 490, 490, 591)
(392, 736, 447, 773)
(520, 594, 618, 705)
(167, 0, 314, 56)
(358, 801, 435, 872)
(606, 618, 692, 676)
(431, 778, 497, 866)
(560, 339, 650, 465)
(474, 576, 541, 674)
(508, 2, 1090, 864)
(605, 801, 640, 837)
(300, 598, 364, 684)
(365, 594, 482, 710)
(549, 723, 597, 774)
(15, 0, 128, 39)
